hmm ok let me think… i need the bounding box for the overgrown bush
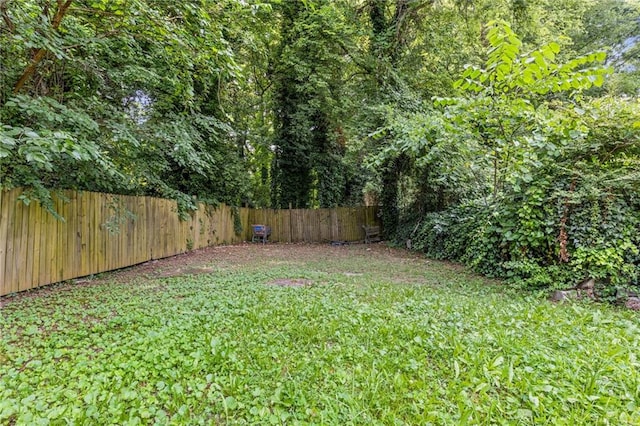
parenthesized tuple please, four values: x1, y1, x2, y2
(400, 162, 640, 293)
(402, 190, 639, 292)
(382, 23, 640, 296)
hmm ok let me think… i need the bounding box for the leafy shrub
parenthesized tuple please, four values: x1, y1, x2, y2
(386, 23, 640, 296)
(401, 186, 639, 292)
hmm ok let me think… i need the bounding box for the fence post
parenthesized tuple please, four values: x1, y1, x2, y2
(288, 203, 292, 244)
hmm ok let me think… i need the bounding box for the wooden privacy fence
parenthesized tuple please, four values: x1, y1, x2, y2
(0, 188, 380, 296)
(247, 206, 379, 244)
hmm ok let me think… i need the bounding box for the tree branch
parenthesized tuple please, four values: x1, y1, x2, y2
(12, 0, 73, 94)
(0, 0, 14, 33)
(336, 38, 375, 75)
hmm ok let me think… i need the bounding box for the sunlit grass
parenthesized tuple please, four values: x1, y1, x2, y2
(1, 245, 638, 425)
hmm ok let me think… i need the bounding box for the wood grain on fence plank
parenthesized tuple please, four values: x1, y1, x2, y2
(0, 190, 6, 295)
(6, 191, 16, 292)
(11, 190, 24, 293)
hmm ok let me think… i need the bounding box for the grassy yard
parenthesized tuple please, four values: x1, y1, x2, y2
(1, 244, 639, 425)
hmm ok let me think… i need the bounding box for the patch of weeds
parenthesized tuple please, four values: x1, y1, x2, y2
(1, 247, 639, 424)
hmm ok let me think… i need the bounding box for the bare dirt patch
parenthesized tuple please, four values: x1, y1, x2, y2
(156, 266, 216, 278)
(266, 278, 314, 287)
(0, 242, 464, 306)
(98, 242, 425, 283)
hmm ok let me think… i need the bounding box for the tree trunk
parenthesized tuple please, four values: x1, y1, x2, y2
(13, 0, 73, 94)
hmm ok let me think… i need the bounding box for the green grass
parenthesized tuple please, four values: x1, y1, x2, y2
(1, 245, 639, 425)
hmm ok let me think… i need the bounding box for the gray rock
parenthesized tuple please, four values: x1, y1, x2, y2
(549, 290, 576, 302)
(625, 297, 640, 311)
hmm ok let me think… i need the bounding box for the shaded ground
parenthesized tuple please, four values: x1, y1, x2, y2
(102, 242, 434, 281)
(2, 242, 466, 307)
(1, 242, 639, 425)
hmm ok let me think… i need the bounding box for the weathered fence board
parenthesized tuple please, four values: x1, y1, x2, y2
(0, 189, 380, 296)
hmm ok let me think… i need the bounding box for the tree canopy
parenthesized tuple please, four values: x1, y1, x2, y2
(1, 0, 638, 290)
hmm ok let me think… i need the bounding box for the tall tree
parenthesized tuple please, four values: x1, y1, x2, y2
(270, 1, 349, 208)
(359, 0, 430, 234)
(0, 0, 255, 213)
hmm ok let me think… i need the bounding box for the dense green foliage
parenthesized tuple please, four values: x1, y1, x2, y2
(270, 2, 351, 208)
(0, 0, 254, 212)
(1, 246, 639, 424)
(1, 0, 639, 291)
(377, 20, 640, 292)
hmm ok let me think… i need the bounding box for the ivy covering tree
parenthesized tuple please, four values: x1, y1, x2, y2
(270, 1, 351, 208)
(375, 21, 639, 294)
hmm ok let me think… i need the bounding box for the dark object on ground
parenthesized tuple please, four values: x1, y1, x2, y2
(615, 287, 639, 301)
(573, 277, 595, 298)
(362, 225, 381, 244)
(331, 241, 349, 246)
(549, 278, 640, 310)
(251, 224, 271, 244)
(614, 287, 640, 310)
